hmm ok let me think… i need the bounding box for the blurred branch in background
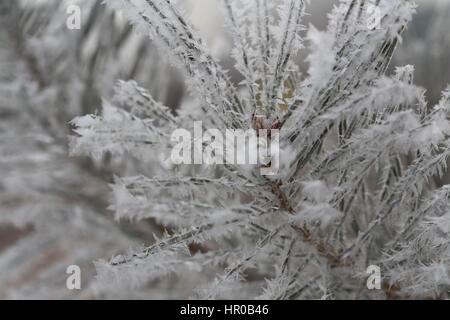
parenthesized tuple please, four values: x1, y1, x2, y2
(0, 0, 185, 298)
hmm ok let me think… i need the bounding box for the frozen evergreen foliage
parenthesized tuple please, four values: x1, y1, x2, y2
(68, 0, 448, 299)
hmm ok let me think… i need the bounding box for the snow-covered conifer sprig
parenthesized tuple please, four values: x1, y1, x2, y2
(70, 0, 450, 299)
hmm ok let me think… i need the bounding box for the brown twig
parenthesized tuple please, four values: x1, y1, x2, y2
(270, 177, 410, 299)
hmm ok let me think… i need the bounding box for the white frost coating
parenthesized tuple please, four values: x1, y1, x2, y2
(306, 24, 335, 88)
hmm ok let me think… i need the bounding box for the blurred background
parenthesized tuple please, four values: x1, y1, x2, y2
(0, 0, 448, 299)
